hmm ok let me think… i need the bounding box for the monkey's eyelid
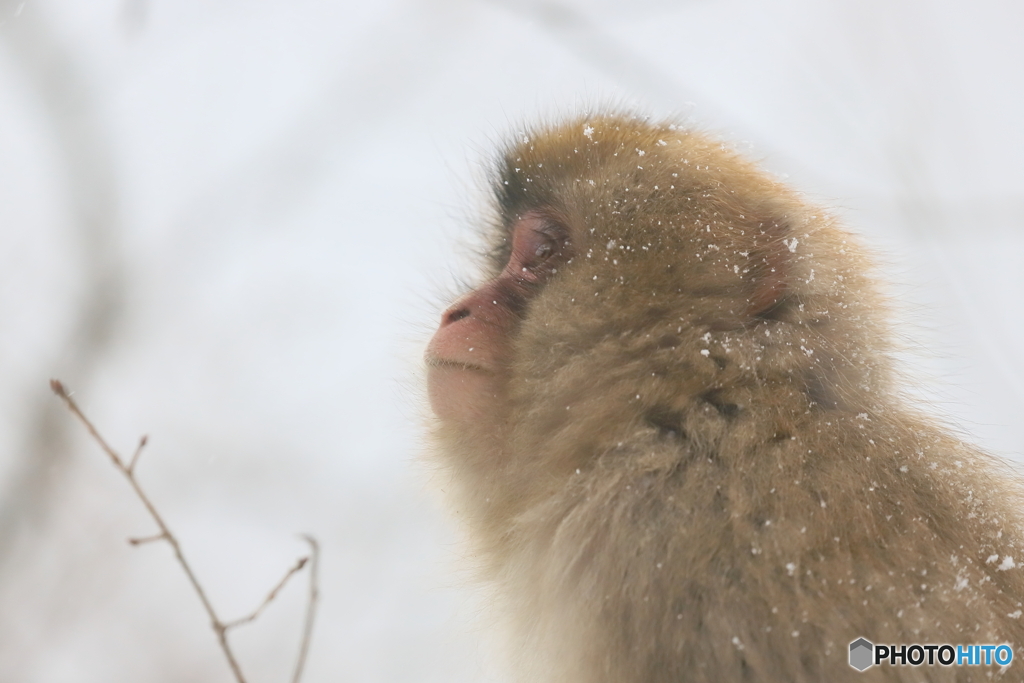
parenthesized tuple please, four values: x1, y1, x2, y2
(516, 229, 565, 272)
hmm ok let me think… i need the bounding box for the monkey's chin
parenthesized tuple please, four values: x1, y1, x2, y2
(426, 362, 502, 425)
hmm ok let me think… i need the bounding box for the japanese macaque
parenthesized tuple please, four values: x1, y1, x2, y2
(425, 114, 1024, 682)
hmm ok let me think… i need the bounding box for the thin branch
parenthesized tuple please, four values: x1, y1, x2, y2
(128, 532, 167, 546)
(50, 379, 321, 683)
(128, 435, 148, 474)
(49, 379, 247, 683)
(292, 535, 320, 683)
(223, 556, 308, 630)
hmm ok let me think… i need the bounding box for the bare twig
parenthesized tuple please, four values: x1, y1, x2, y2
(50, 379, 320, 683)
(128, 435, 148, 474)
(223, 556, 308, 630)
(127, 532, 167, 546)
(292, 535, 320, 683)
(49, 379, 246, 682)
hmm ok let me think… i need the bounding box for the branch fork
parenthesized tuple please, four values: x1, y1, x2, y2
(50, 379, 319, 683)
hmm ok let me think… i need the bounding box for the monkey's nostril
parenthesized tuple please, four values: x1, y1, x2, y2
(444, 308, 471, 326)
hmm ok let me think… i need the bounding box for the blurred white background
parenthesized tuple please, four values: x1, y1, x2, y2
(0, 0, 1021, 681)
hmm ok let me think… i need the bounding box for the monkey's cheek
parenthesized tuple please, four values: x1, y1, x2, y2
(427, 366, 501, 425)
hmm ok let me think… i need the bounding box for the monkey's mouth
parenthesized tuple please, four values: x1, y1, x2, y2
(425, 356, 493, 374)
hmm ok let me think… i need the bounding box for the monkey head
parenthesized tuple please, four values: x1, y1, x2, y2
(427, 115, 887, 476)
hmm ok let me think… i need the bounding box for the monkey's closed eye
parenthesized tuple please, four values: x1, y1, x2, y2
(533, 240, 553, 261)
(523, 233, 557, 271)
(510, 216, 568, 281)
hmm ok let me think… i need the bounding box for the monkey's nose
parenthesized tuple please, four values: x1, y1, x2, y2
(441, 306, 471, 327)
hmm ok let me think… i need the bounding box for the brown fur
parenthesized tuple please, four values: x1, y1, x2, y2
(430, 113, 1024, 682)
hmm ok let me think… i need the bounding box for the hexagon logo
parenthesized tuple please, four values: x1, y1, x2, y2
(849, 638, 874, 671)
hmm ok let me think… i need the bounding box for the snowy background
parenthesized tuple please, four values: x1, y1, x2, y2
(0, 0, 1021, 681)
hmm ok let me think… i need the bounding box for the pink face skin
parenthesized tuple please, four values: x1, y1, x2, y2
(426, 213, 571, 424)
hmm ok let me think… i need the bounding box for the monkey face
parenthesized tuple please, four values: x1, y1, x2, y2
(426, 211, 572, 425)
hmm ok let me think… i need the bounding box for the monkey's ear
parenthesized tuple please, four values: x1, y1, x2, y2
(745, 224, 791, 320)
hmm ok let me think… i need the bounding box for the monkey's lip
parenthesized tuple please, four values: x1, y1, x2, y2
(425, 355, 494, 374)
